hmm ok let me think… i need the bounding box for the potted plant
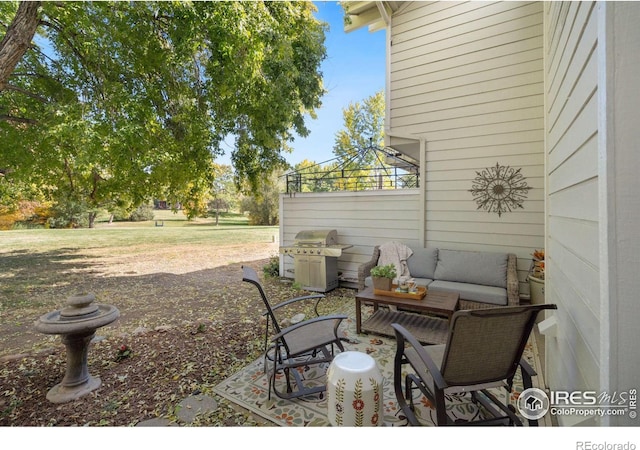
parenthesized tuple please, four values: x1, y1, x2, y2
(528, 249, 545, 321)
(370, 264, 397, 291)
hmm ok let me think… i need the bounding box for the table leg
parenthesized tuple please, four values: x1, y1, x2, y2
(356, 298, 362, 334)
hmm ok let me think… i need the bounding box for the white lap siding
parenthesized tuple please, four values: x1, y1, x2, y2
(389, 1, 545, 296)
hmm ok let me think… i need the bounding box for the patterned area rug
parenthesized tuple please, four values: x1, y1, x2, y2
(213, 303, 544, 427)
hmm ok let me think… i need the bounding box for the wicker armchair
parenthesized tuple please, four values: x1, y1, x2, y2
(358, 245, 382, 291)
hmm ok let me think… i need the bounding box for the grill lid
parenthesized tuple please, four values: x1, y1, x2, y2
(293, 229, 338, 246)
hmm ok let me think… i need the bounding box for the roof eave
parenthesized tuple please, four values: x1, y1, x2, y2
(343, 1, 396, 33)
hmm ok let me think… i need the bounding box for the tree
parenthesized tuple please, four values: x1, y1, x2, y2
(0, 1, 40, 94)
(209, 163, 237, 225)
(241, 170, 283, 226)
(333, 90, 385, 169)
(0, 1, 327, 226)
(330, 90, 389, 190)
(287, 158, 343, 192)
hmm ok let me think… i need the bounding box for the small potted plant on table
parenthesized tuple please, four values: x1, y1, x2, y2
(370, 264, 397, 291)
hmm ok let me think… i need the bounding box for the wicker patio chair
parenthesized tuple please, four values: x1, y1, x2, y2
(392, 303, 557, 426)
(242, 266, 347, 400)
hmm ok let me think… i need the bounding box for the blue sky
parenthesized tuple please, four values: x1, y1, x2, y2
(220, 1, 386, 167)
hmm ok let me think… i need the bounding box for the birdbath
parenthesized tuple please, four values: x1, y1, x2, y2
(34, 293, 119, 403)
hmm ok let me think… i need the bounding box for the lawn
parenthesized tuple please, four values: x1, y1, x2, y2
(0, 210, 354, 426)
(3, 210, 278, 253)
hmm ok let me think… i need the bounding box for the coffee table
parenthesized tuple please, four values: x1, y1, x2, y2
(355, 287, 460, 345)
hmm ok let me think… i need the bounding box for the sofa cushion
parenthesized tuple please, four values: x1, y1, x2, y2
(429, 281, 508, 306)
(406, 247, 438, 279)
(434, 249, 508, 288)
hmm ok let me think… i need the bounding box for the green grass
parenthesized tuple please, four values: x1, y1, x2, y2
(96, 209, 249, 227)
(0, 210, 278, 254)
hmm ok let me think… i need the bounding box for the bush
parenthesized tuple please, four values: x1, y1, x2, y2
(262, 255, 280, 278)
(110, 203, 155, 222)
(47, 200, 90, 228)
(129, 204, 154, 222)
(0, 200, 52, 230)
(0, 210, 21, 230)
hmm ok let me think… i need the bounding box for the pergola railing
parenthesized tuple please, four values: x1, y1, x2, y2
(284, 166, 419, 193)
(283, 143, 420, 194)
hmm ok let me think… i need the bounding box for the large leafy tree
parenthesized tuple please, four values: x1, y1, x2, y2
(331, 90, 387, 190)
(283, 91, 387, 194)
(0, 1, 326, 226)
(241, 169, 283, 226)
(333, 90, 385, 169)
(209, 163, 237, 225)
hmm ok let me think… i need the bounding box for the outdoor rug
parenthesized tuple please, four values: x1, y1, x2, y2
(213, 303, 545, 427)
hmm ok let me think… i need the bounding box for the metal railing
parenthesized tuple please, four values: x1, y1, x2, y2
(284, 166, 419, 194)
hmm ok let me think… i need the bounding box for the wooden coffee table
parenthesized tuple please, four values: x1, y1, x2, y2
(355, 287, 460, 345)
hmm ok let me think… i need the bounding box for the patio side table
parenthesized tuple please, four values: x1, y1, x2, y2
(326, 351, 383, 427)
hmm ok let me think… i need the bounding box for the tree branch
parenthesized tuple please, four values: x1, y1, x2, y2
(5, 83, 48, 103)
(63, 156, 74, 192)
(0, 1, 42, 92)
(38, 16, 105, 98)
(0, 114, 38, 125)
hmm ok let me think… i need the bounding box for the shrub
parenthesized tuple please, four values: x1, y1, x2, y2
(262, 255, 280, 278)
(0, 200, 52, 230)
(129, 204, 155, 222)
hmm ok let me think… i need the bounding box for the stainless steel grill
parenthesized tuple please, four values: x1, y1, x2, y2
(280, 229, 352, 292)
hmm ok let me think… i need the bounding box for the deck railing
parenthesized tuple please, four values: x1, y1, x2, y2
(284, 166, 419, 194)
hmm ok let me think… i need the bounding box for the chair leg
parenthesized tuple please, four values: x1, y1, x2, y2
(270, 347, 335, 400)
(394, 373, 419, 426)
(405, 375, 413, 410)
(267, 363, 274, 401)
(470, 390, 522, 426)
(284, 367, 294, 393)
(434, 389, 448, 426)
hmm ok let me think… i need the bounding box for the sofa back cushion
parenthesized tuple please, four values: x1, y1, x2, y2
(434, 249, 508, 288)
(406, 246, 439, 280)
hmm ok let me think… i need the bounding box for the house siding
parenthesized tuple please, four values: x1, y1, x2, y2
(545, 1, 601, 425)
(545, 1, 640, 426)
(389, 1, 545, 295)
(279, 190, 421, 286)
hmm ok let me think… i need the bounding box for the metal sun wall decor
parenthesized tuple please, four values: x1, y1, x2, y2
(469, 162, 532, 217)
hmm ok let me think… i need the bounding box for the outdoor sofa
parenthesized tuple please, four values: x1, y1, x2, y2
(358, 244, 519, 310)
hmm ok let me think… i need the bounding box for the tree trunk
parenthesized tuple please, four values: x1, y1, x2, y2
(0, 1, 42, 93)
(88, 212, 96, 229)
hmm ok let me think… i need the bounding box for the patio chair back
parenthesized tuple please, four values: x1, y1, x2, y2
(440, 304, 555, 387)
(241, 265, 283, 336)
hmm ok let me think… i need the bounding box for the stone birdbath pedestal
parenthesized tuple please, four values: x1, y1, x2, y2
(34, 293, 119, 403)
